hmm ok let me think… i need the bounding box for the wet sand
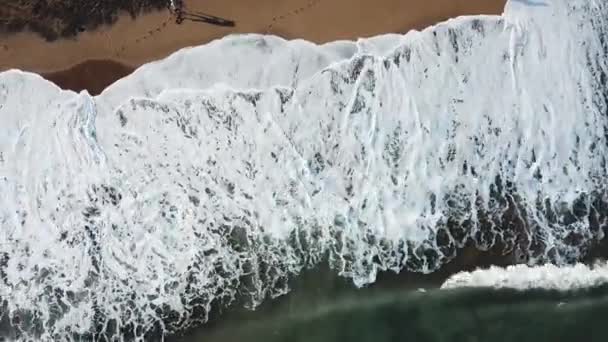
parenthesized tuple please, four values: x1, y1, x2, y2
(1, 0, 506, 94)
(42, 59, 134, 95)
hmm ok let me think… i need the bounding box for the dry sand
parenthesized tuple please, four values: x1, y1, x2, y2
(0, 0, 506, 93)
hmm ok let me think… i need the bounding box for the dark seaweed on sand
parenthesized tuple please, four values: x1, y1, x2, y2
(0, 0, 169, 41)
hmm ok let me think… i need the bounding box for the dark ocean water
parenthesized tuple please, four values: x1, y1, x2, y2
(171, 265, 607, 342)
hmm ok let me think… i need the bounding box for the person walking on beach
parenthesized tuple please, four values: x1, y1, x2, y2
(168, 0, 235, 27)
(167, 0, 185, 24)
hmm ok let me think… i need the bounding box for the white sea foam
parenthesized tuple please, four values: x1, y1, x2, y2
(96, 34, 405, 112)
(441, 262, 608, 290)
(0, 0, 607, 340)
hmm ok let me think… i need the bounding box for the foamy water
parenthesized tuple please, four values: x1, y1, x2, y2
(1, 0, 607, 340)
(442, 262, 608, 290)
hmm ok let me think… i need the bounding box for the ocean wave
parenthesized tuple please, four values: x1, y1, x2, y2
(442, 262, 608, 290)
(96, 33, 406, 112)
(1, 0, 607, 340)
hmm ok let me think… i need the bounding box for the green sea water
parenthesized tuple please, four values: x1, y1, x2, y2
(171, 266, 608, 342)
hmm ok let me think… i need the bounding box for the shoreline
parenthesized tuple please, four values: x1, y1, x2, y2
(1, 0, 506, 75)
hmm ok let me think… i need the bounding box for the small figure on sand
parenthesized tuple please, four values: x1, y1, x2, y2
(168, 0, 235, 27)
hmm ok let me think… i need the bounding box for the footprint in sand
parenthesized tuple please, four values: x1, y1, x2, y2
(266, 0, 322, 32)
(114, 16, 172, 58)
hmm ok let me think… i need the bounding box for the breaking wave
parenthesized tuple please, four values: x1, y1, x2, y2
(442, 262, 608, 290)
(1, 0, 607, 340)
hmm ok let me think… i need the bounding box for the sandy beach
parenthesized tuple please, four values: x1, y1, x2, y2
(1, 0, 505, 93)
